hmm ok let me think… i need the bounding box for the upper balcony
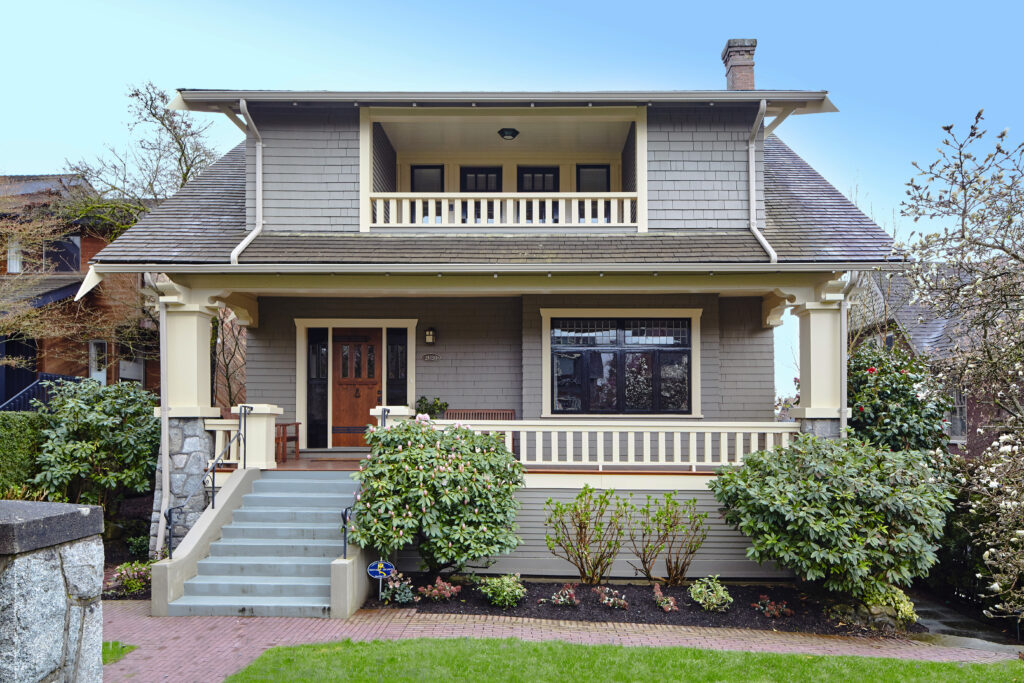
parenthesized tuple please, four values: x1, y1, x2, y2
(361, 107, 645, 232)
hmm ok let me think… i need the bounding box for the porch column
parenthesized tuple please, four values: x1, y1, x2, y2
(161, 296, 221, 418)
(790, 302, 845, 438)
(233, 403, 283, 469)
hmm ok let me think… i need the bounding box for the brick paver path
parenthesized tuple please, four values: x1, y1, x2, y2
(103, 601, 1016, 682)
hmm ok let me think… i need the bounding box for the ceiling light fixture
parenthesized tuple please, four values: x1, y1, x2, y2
(497, 127, 520, 141)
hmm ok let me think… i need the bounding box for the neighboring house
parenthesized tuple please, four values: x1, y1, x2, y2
(0, 174, 159, 409)
(852, 271, 994, 457)
(84, 40, 895, 617)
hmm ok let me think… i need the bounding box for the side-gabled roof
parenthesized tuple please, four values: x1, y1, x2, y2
(93, 137, 895, 269)
(855, 271, 957, 359)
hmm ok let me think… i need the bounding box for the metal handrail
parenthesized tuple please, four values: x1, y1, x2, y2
(341, 503, 356, 560)
(164, 405, 251, 559)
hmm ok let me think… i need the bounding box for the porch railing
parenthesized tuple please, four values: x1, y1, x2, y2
(204, 418, 242, 469)
(0, 373, 80, 412)
(431, 419, 800, 470)
(369, 192, 638, 228)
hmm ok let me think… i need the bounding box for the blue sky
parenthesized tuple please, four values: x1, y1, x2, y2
(2, 0, 1020, 397)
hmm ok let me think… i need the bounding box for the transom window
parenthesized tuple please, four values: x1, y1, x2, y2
(551, 318, 691, 414)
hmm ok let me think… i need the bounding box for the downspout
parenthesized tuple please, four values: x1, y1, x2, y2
(838, 272, 861, 436)
(152, 278, 171, 553)
(748, 99, 777, 263)
(231, 99, 263, 265)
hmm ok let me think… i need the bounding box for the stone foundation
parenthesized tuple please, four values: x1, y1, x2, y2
(0, 501, 104, 682)
(150, 417, 214, 555)
(799, 417, 841, 439)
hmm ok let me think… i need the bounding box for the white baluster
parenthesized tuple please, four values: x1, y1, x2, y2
(689, 432, 698, 471)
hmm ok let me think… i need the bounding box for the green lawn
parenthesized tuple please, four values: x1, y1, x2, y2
(102, 641, 137, 665)
(226, 638, 1022, 682)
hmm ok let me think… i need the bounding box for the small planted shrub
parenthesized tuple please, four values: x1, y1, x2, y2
(653, 584, 678, 613)
(414, 396, 449, 419)
(544, 486, 630, 585)
(752, 595, 793, 618)
(381, 572, 420, 605)
(627, 492, 708, 585)
(126, 535, 150, 559)
(350, 415, 524, 574)
(592, 586, 629, 610)
(0, 484, 66, 502)
(862, 584, 918, 626)
(477, 573, 526, 609)
(537, 583, 579, 607)
(709, 433, 954, 599)
(417, 576, 462, 602)
(113, 560, 152, 596)
(688, 576, 732, 612)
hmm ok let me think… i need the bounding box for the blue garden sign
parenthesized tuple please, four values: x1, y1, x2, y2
(367, 560, 395, 579)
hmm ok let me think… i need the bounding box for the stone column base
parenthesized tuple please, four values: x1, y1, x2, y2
(150, 417, 214, 556)
(799, 418, 841, 439)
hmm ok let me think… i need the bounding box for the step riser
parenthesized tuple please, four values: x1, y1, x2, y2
(221, 525, 343, 540)
(261, 471, 357, 480)
(232, 510, 342, 524)
(252, 481, 359, 495)
(166, 603, 331, 618)
(242, 494, 354, 508)
(209, 542, 346, 558)
(196, 561, 331, 578)
(184, 582, 330, 598)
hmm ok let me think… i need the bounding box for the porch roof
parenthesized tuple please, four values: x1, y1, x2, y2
(91, 137, 896, 270)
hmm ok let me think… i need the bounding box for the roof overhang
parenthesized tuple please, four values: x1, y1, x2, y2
(169, 89, 837, 117)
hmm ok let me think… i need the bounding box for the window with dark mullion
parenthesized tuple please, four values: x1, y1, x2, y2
(551, 318, 691, 414)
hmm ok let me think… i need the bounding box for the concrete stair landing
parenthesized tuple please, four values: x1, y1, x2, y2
(166, 470, 357, 617)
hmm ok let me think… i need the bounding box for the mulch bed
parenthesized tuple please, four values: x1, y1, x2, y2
(364, 575, 927, 637)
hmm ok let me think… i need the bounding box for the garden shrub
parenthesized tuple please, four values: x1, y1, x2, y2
(688, 576, 732, 612)
(862, 584, 918, 626)
(848, 344, 951, 452)
(381, 573, 420, 605)
(0, 411, 44, 490)
(417, 576, 461, 602)
(751, 595, 793, 618)
(653, 584, 677, 612)
(127, 535, 151, 559)
(0, 484, 67, 502)
(544, 486, 630, 585)
(592, 586, 628, 610)
(350, 415, 524, 574)
(31, 380, 159, 509)
(477, 573, 526, 609)
(537, 583, 579, 607)
(113, 560, 152, 596)
(414, 396, 449, 419)
(709, 433, 954, 599)
(627, 492, 707, 585)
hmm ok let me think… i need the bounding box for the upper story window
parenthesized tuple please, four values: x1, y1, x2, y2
(948, 387, 967, 441)
(6, 240, 22, 273)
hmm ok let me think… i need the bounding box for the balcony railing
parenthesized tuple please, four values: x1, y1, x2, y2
(370, 192, 638, 229)
(431, 419, 799, 471)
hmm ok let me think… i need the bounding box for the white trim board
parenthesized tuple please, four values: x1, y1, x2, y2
(539, 308, 702, 418)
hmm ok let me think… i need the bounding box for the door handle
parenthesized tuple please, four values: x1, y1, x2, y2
(354, 388, 361, 398)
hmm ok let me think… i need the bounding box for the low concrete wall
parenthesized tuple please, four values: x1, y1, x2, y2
(151, 468, 260, 616)
(330, 544, 373, 618)
(0, 501, 104, 682)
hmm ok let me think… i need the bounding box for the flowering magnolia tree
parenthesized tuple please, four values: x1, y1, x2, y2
(848, 344, 951, 452)
(964, 431, 1024, 625)
(903, 110, 1024, 434)
(349, 415, 524, 575)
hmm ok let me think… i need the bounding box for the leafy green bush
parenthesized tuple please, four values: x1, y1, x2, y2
(862, 584, 918, 626)
(0, 484, 67, 502)
(477, 573, 526, 609)
(415, 397, 449, 419)
(0, 411, 44, 490)
(627, 492, 707, 585)
(688, 576, 733, 612)
(113, 560, 152, 596)
(544, 486, 630, 585)
(127, 535, 151, 559)
(848, 344, 951, 451)
(31, 380, 159, 509)
(709, 433, 954, 599)
(350, 415, 524, 574)
(381, 572, 420, 605)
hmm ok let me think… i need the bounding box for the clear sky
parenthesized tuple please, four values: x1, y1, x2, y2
(2, 0, 1020, 397)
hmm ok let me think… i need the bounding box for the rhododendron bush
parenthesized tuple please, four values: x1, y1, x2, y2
(350, 415, 524, 574)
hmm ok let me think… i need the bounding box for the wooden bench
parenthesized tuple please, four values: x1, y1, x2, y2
(442, 408, 516, 421)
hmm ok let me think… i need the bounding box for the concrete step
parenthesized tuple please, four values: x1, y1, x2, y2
(241, 492, 353, 508)
(208, 538, 345, 558)
(183, 575, 331, 598)
(195, 556, 332, 578)
(261, 470, 357, 480)
(251, 479, 359, 495)
(166, 595, 331, 618)
(221, 522, 343, 540)
(232, 508, 344, 524)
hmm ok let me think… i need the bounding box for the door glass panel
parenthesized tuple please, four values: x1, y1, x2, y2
(624, 352, 653, 411)
(553, 352, 584, 412)
(353, 345, 362, 378)
(659, 351, 690, 412)
(341, 345, 349, 378)
(367, 344, 375, 379)
(386, 328, 408, 406)
(588, 351, 618, 411)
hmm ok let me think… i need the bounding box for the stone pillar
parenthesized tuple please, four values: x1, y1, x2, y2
(790, 302, 846, 438)
(150, 417, 215, 556)
(0, 502, 104, 683)
(234, 403, 283, 470)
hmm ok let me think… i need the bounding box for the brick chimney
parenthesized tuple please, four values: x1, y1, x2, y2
(721, 39, 757, 90)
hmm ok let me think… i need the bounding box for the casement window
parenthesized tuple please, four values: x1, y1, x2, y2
(549, 316, 696, 415)
(948, 388, 967, 441)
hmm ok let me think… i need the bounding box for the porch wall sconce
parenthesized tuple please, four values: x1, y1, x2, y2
(424, 327, 437, 345)
(497, 127, 519, 141)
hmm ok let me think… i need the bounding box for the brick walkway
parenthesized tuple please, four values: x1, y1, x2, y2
(102, 601, 1016, 682)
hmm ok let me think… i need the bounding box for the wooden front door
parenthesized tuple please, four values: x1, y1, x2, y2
(331, 328, 382, 447)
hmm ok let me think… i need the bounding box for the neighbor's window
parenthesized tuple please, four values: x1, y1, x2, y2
(948, 388, 967, 441)
(6, 240, 22, 273)
(551, 318, 691, 414)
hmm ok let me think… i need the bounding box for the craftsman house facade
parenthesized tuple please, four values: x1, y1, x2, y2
(84, 41, 895, 616)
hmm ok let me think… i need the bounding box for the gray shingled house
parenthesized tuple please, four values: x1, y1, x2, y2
(81, 40, 895, 617)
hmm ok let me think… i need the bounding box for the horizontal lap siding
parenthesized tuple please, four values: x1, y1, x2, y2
(647, 105, 763, 231)
(245, 297, 523, 422)
(246, 108, 360, 232)
(397, 487, 787, 579)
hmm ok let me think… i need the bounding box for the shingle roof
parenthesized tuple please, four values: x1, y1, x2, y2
(870, 272, 957, 359)
(0, 274, 84, 309)
(94, 137, 896, 268)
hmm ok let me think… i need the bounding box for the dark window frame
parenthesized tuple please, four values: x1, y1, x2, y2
(517, 166, 560, 192)
(410, 164, 445, 192)
(575, 164, 611, 192)
(551, 318, 692, 415)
